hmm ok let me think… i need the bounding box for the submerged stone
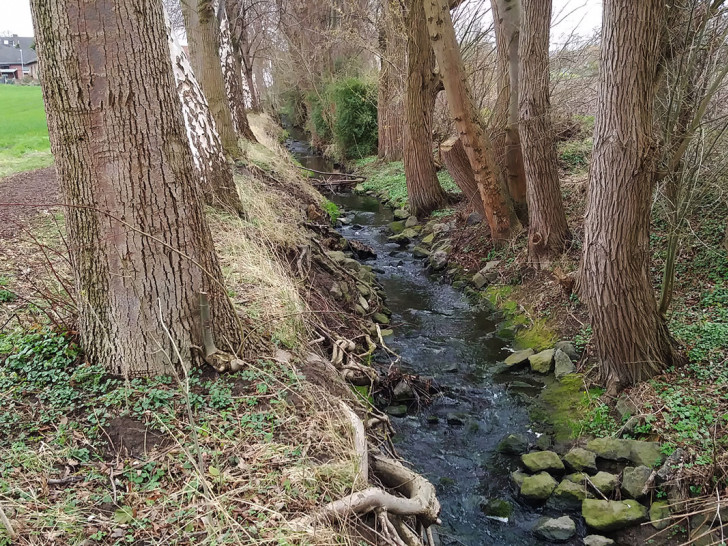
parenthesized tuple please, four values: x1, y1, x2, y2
(582, 499, 648, 532)
(504, 348, 535, 367)
(521, 450, 565, 473)
(529, 349, 555, 374)
(533, 516, 576, 542)
(386, 405, 408, 417)
(564, 447, 598, 473)
(480, 498, 513, 519)
(520, 472, 558, 501)
(446, 413, 466, 426)
(621, 465, 652, 499)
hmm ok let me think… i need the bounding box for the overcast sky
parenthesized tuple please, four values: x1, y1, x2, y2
(0, 0, 601, 43)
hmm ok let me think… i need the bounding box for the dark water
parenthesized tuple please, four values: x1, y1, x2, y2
(286, 136, 584, 546)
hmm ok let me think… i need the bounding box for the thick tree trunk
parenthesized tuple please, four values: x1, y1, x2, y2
(377, 0, 405, 161)
(441, 137, 484, 215)
(219, 2, 257, 142)
(403, 0, 447, 216)
(423, 0, 519, 241)
(182, 0, 241, 157)
(166, 11, 244, 215)
(519, 0, 570, 266)
(30, 0, 243, 377)
(579, 0, 679, 391)
(492, 0, 528, 224)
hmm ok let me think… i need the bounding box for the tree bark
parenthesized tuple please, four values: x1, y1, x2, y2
(519, 0, 570, 266)
(403, 0, 448, 216)
(219, 1, 258, 142)
(377, 0, 405, 161)
(182, 0, 241, 157)
(579, 0, 679, 391)
(440, 137, 484, 215)
(30, 0, 243, 377)
(423, 0, 519, 241)
(166, 10, 244, 215)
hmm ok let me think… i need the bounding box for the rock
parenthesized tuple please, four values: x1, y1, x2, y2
(373, 313, 390, 325)
(405, 215, 419, 228)
(564, 447, 598, 473)
(656, 447, 687, 483)
(389, 220, 406, 234)
(615, 396, 638, 420)
(620, 416, 643, 437)
(520, 472, 558, 501)
(358, 295, 370, 311)
(386, 405, 408, 417)
(649, 500, 671, 530)
(393, 209, 410, 220)
(354, 304, 367, 315)
(431, 222, 450, 235)
(529, 349, 555, 374)
(341, 258, 361, 272)
(421, 233, 435, 246)
(466, 211, 483, 226)
(338, 216, 351, 225)
(621, 465, 652, 499)
(590, 471, 619, 495)
(549, 479, 589, 510)
(357, 283, 371, 297)
(426, 415, 439, 424)
(583, 499, 648, 532)
(586, 437, 631, 461)
(554, 349, 576, 380)
(330, 282, 344, 300)
(429, 249, 449, 271)
(480, 498, 513, 519)
(504, 348, 535, 367)
(356, 268, 376, 284)
(584, 535, 615, 546)
(511, 469, 527, 488)
(497, 433, 529, 455)
(388, 228, 418, 245)
(521, 450, 565, 473)
(379, 328, 394, 337)
(393, 381, 415, 402)
(446, 413, 466, 426)
(628, 440, 664, 467)
(326, 250, 348, 263)
(554, 340, 579, 361)
(412, 246, 430, 258)
(471, 261, 500, 288)
(564, 472, 587, 484)
(533, 516, 576, 542)
(535, 434, 552, 450)
(471, 272, 488, 289)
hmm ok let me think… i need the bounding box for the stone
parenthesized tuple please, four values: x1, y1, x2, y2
(358, 295, 369, 311)
(535, 434, 552, 450)
(590, 471, 619, 495)
(386, 405, 408, 417)
(341, 258, 361, 272)
(529, 349, 555, 374)
(330, 282, 344, 299)
(405, 215, 419, 228)
(446, 413, 466, 426)
(357, 283, 371, 297)
(521, 450, 565, 473)
(554, 349, 576, 380)
(584, 536, 615, 546)
(393, 381, 415, 402)
(582, 499, 648, 532)
(431, 222, 450, 235)
(656, 447, 687, 483)
(338, 216, 351, 225)
(554, 340, 579, 361)
(628, 440, 664, 467)
(421, 233, 435, 246)
(549, 479, 589, 510)
(563, 447, 598, 473)
(511, 469, 527, 488)
(479, 498, 512, 519)
(393, 209, 410, 220)
(429, 249, 449, 271)
(504, 348, 534, 367)
(426, 415, 439, 424)
(326, 250, 348, 263)
(373, 313, 390, 325)
(520, 472, 558, 501)
(649, 500, 671, 530)
(466, 211, 483, 225)
(621, 465, 652, 499)
(354, 304, 367, 315)
(586, 437, 631, 461)
(388, 228, 418, 245)
(471, 272, 489, 289)
(564, 472, 587, 484)
(533, 516, 576, 542)
(497, 433, 528, 455)
(472, 261, 500, 288)
(379, 328, 394, 337)
(389, 220, 406, 234)
(615, 396, 638, 420)
(412, 246, 430, 259)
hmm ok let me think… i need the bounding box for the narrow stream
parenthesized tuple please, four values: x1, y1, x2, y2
(285, 132, 584, 545)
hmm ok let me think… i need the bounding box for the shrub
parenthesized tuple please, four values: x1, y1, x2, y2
(330, 78, 378, 159)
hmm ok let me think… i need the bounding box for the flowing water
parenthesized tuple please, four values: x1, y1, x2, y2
(284, 133, 585, 546)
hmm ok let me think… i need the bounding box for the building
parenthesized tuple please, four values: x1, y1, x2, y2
(0, 35, 39, 83)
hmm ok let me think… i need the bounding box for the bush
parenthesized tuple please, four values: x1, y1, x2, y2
(331, 78, 378, 159)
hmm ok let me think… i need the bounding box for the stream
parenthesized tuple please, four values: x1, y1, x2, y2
(285, 130, 584, 545)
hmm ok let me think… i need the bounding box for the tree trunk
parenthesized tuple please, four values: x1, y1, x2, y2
(182, 0, 240, 157)
(166, 10, 244, 215)
(377, 0, 405, 161)
(403, 0, 447, 216)
(579, 0, 679, 391)
(519, 0, 570, 266)
(441, 137, 484, 215)
(423, 0, 519, 241)
(492, 0, 528, 224)
(30, 0, 243, 377)
(219, 2, 258, 142)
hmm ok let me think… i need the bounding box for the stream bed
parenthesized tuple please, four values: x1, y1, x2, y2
(285, 134, 585, 545)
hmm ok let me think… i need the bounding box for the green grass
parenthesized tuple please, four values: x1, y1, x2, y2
(0, 85, 53, 178)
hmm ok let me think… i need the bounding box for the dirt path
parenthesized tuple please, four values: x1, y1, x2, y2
(0, 167, 59, 238)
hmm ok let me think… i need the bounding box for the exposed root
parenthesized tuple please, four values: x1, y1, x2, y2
(331, 337, 379, 386)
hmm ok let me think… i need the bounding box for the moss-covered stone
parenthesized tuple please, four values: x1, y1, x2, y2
(590, 471, 618, 495)
(584, 536, 615, 546)
(393, 209, 410, 220)
(582, 499, 648, 532)
(549, 479, 590, 510)
(533, 516, 576, 542)
(511, 469, 527, 488)
(564, 447, 598, 473)
(529, 349, 555, 374)
(521, 450, 565, 473)
(520, 472, 558, 501)
(504, 348, 534, 367)
(621, 466, 652, 499)
(498, 433, 529, 455)
(650, 500, 671, 530)
(373, 313, 390, 325)
(389, 220, 405, 234)
(480, 498, 513, 519)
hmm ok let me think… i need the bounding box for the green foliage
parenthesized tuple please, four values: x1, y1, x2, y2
(306, 91, 333, 143)
(330, 78, 378, 159)
(0, 276, 16, 302)
(322, 198, 341, 225)
(0, 85, 53, 177)
(557, 138, 593, 172)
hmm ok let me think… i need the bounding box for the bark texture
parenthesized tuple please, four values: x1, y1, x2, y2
(519, 0, 569, 265)
(166, 11, 244, 215)
(30, 0, 243, 376)
(182, 0, 240, 157)
(423, 0, 519, 240)
(579, 0, 679, 391)
(440, 137, 484, 215)
(403, 0, 447, 216)
(377, 0, 405, 161)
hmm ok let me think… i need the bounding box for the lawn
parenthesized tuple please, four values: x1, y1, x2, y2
(0, 85, 53, 178)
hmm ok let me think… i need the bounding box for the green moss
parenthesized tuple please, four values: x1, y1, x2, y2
(514, 319, 558, 351)
(322, 198, 341, 225)
(538, 375, 590, 443)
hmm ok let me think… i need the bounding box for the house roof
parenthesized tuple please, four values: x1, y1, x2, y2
(0, 36, 38, 65)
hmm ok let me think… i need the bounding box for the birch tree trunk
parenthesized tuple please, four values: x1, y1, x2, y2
(166, 11, 244, 215)
(377, 0, 405, 161)
(423, 0, 519, 241)
(182, 0, 241, 157)
(579, 0, 679, 391)
(519, 0, 570, 265)
(403, 0, 447, 216)
(30, 0, 243, 377)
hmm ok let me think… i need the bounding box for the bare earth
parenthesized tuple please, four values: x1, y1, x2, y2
(0, 167, 59, 238)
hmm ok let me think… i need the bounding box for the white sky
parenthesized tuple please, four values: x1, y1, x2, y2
(0, 0, 601, 43)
